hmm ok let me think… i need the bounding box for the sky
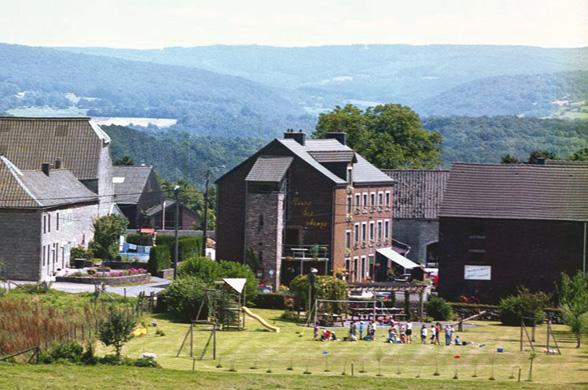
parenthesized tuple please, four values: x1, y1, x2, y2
(1, 0, 587, 49)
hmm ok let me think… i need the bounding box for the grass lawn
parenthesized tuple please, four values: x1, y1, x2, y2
(91, 309, 588, 386)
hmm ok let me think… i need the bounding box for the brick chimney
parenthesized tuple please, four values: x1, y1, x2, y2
(283, 129, 306, 145)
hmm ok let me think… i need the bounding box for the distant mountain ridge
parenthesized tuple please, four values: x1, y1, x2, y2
(0, 43, 313, 137)
(59, 44, 588, 114)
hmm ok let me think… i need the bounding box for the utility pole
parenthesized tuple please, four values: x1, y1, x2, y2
(201, 169, 211, 257)
(173, 185, 180, 280)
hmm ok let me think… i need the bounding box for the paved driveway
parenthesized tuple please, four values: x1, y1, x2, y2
(1, 277, 171, 297)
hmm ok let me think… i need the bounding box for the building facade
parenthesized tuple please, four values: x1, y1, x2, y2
(216, 131, 395, 288)
(383, 170, 449, 265)
(0, 156, 98, 281)
(438, 163, 588, 302)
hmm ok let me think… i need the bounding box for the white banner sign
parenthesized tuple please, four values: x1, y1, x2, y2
(464, 265, 491, 280)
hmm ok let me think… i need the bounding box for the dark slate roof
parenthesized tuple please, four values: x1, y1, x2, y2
(440, 163, 588, 222)
(308, 150, 356, 163)
(113, 165, 154, 204)
(144, 200, 197, 217)
(245, 156, 293, 183)
(0, 117, 110, 181)
(0, 156, 98, 209)
(278, 139, 394, 185)
(545, 159, 588, 167)
(384, 170, 450, 219)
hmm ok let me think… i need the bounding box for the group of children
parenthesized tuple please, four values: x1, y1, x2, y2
(314, 319, 463, 346)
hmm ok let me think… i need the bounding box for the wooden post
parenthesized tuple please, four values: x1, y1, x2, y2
(190, 321, 194, 358)
(212, 326, 217, 360)
(520, 320, 524, 352)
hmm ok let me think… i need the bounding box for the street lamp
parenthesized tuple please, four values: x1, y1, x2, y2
(200, 165, 224, 258)
(308, 267, 318, 323)
(173, 185, 180, 280)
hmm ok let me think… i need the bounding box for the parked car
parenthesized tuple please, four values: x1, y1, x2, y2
(394, 273, 412, 283)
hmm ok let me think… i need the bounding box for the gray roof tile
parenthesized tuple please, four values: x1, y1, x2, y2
(440, 163, 588, 221)
(113, 165, 154, 204)
(245, 156, 293, 183)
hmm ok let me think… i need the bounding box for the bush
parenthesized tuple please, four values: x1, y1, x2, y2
(125, 233, 152, 246)
(99, 308, 137, 358)
(70, 246, 91, 260)
(179, 256, 258, 301)
(425, 296, 453, 321)
(280, 310, 299, 322)
(289, 275, 347, 314)
(155, 235, 202, 261)
(162, 275, 208, 322)
(39, 341, 84, 364)
(254, 293, 286, 309)
(134, 356, 160, 368)
(148, 246, 171, 275)
(499, 288, 550, 326)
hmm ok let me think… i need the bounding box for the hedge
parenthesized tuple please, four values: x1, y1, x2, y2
(254, 293, 287, 310)
(148, 246, 171, 275)
(126, 235, 203, 262)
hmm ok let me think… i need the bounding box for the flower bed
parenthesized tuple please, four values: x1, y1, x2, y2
(56, 268, 151, 285)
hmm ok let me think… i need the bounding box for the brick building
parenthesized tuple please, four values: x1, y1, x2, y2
(438, 163, 588, 302)
(383, 170, 449, 265)
(216, 131, 395, 288)
(0, 156, 98, 281)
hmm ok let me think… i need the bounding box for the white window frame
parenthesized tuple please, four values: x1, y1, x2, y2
(384, 220, 390, 239)
(353, 256, 359, 282)
(354, 223, 360, 243)
(345, 230, 352, 249)
(346, 195, 352, 214)
(370, 192, 376, 207)
(385, 191, 391, 207)
(369, 221, 375, 241)
(362, 192, 368, 207)
(354, 193, 360, 209)
(378, 191, 384, 206)
(361, 256, 367, 280)
(361, 222, 367, 242)
(377, 220, 383, 240)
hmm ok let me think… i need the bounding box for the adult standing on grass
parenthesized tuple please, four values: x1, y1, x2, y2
(359, 320, 365, 340)
(406, 321, 413, 343)
(435, 322, 442, 345)
(430, 324, 436, 344)
(421, 324, 428, 344)
(444, 324, 452, 346)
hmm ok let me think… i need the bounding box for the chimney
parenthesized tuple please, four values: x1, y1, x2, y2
(283, 129, 306, 145)
(54, 158, 62, 169)
(41, 163, 50, 176)
(325, 132, 347, 145)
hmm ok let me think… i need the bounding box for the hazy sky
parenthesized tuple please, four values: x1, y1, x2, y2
(1, 0, 587, 48)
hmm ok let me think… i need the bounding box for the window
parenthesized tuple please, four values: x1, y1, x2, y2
(369, 221, 375, 240)
(42, 245, 46, 266)
(370, 193, 376, 207)
(362, 193, 368, 207)
(361, 222, 367, 242)
(353, 257, 359, 282)
(56, 213, 59, 231)
(384, 220, 390, 239)
(377, 221, 382, 240)
(345, 230, 351, 249)
(354, 194, 360, 208)
(354, 223, 360, 243)
(346, 166, 353, 185)
(378, 192, 383, 206)
(47, 214, 51, 233)
(385, 191, 391, 207)
(361, 256, 366, 280)
(346, 196, 352, 214)
(368, 255, 374, 278)
(43, 215, 47, 234)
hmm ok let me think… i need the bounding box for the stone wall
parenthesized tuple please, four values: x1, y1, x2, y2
(392, 219, 439, 264)
(0, 210, 41, 281)
(245, 191, 285, 289)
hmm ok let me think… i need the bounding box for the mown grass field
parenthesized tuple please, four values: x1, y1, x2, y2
(91, 309, 588, 386)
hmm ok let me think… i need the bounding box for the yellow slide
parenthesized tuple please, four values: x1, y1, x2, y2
(242, 306, 280, 333)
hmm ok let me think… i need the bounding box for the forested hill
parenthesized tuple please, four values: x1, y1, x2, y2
(60, 44, 588, 116)
(104, 125, 265, 186)
(105, 116, 588, 185)
(0, 43, 313, 138)
(423, 116, 588, 164)
(416, 71, 588, 117)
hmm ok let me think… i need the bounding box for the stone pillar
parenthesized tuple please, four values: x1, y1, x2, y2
(245, 191, 285, 289)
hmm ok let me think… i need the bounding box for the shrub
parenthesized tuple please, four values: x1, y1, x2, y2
(134, 356, 160, 368)
(155, 235, 202, 261)
(425, 296, 453, 321)
(254, 293, 286, 309)
(39, 341, 84, 364)
(148, 246, 171, 275)
(70, 246, 91, 260)
(280, 310, 299, 322)
(499, 288, 550, 326)
(289, 275, 347, 314)
(125, 233, 152, 246)
(99, 308, 137, 358)
(162, 275, 208, 322)
(88, 215, 129, 260)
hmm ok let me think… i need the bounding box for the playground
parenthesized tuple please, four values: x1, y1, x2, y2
(99, 308, 588, 386)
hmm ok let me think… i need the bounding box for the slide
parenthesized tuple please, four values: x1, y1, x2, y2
(242, 306, 280, 333)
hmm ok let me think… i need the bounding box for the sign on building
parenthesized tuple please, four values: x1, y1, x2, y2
(464, 265, 491, 280)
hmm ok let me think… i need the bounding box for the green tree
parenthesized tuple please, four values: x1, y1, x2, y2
(313, 103, 442, 169)
(99, 308, 136, 358)
(500, 154, 520, 164)
(570, 147, 588, 161)
(527, 149, 556, 164)
(113, 155, 134, 166)
(559, 272, 588, 348)
(160, 178, 216, 230)
(88, 215, 128, 260)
